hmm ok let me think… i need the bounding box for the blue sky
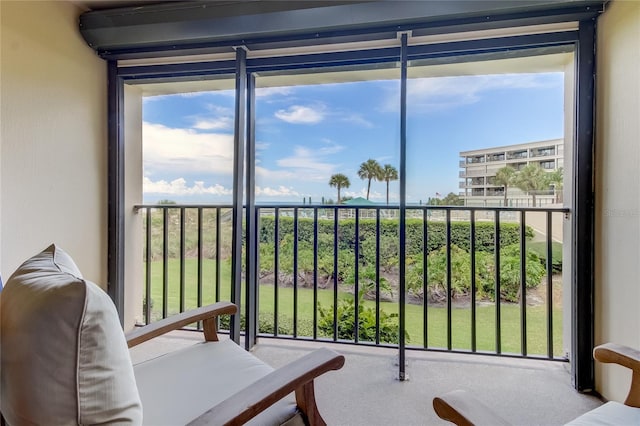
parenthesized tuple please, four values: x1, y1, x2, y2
(142, 72, 564, 204)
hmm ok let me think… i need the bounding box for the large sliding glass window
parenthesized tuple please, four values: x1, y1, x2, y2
(252, 65, 401, 342)
(113, 20, 594, 389)
(124, 76, 238, 327)
(405, 50, 573, 358)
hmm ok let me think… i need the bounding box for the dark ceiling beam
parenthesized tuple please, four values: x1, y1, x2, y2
(79, 0, 605, 59)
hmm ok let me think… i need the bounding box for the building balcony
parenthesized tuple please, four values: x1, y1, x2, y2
(531, 148, 556, 158)
(466, 157, 486, 164)
(507, 151, 528, 160)
(459, 182, 485, 188)
(459, 169, 486, 178)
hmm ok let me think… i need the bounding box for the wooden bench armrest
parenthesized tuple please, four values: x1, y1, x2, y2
(433, 390, 511, 426)
(126, 302, 237, 348)
(594, 343, 640, 407)
(188, 348, 346, 426)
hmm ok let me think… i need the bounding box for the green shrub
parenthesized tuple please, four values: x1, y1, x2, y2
(406, 244, 546, 302)
(317, 292, 407, 344)
(527, 241, 563, 272)
(494, 244, 546, 302)
(344, 265, 393, 299)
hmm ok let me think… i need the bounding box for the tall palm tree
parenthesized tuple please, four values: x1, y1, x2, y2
(328, 173, 350, 204)
(357, 159, 382, 200)
(547, 167, 564, 203)
(380, 164, 398, 205)
(494, 166, 516, 207)
(513, 163, 548, 207)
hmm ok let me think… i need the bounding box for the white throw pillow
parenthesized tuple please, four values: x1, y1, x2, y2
(0, 244, 142, 425)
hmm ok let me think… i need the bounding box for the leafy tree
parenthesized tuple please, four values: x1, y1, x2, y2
(357, 159, 382, 200)
(380, 164, 398, 205)
(157, 199, 177, 204)
(441, 192, 463, 206)
(513, 164, 549, 207)
(328, 173, 350, 204)
(494, 166, 516, 207)
(546, 167, 564, 203)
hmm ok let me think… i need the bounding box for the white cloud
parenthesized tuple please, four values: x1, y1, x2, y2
(143, 177, 231, 196)
(256, 87, 293, 98)
(275, 105, 325, 124)
(193, 117, 233, 130)
(276, 146, 338, 181)
(207, 104, 233, 115)
(382, 73, 557, 112)
(256, 166, 296, 181)
(143, 122, 234, 176)
(255, 142, 270, 150)
(256, 185, 300, 197)
(190, 104, 234, 130)
(340, 113, 374, 128)
(317, 140, 345, 156)
(256, 141, 344, 184)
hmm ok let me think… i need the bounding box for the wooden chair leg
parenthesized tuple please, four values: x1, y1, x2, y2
(295, 381, 326, 426)
(626, 370, 640, 407)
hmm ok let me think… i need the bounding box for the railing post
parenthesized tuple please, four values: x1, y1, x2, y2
(519, 211, 527, 356)
(495, 211, 502, 354)
(245, 72, 257, 350)
(230, 46, 247, 344)
(398, 32, 408, 381)
(179, 207, 186, 315)
(470, 209, 477, 352)
(144, 207, 151, 325)
(445, 209, 452, 351)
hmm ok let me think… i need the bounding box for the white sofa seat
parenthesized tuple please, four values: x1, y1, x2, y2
(565, 401, 640, 426)
(134, 339, 304, 426)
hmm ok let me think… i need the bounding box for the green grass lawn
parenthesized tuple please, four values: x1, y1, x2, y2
(146, 259, 563, 357)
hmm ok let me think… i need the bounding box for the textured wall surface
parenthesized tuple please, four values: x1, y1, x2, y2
(595, 0, 640, 402)
(0, 1, 107, 285)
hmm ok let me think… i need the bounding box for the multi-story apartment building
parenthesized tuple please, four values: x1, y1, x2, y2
(459, 139, 563, 207)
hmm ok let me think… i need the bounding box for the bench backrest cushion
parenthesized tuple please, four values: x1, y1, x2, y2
(0, 244, 142, 424)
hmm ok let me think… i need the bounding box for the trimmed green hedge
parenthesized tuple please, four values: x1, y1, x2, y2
(258, 217, 531, 256)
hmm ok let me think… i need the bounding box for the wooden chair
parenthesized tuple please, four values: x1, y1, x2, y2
(0, 244, 344, 426)
(128, 302, 345, 425)
(433, 343, 640, 426)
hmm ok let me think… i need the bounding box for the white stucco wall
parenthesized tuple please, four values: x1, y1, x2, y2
(0, 1, 107, 286)
(595, 0, 640, 402)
